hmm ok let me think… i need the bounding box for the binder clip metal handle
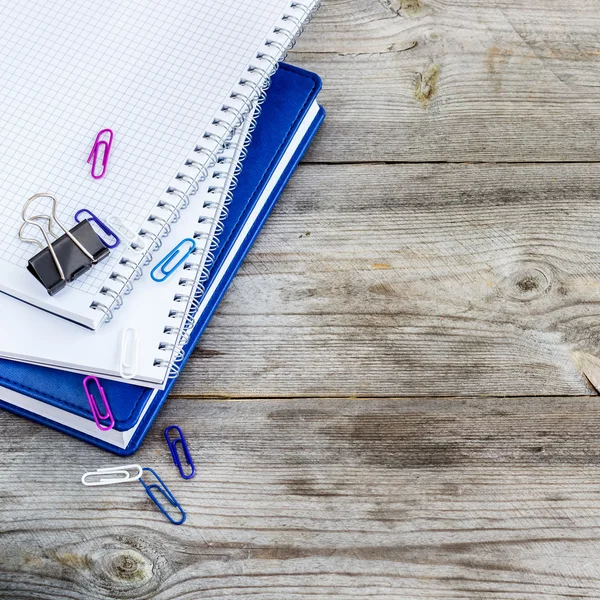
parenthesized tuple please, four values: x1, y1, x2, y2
(19, 193, 110, 295)
(19, 214, 66, 281)
(22, 193, 96, 262)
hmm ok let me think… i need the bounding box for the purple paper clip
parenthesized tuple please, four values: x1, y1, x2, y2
(88, 128, 114, 179)
(83, 375, 115, 431)
(74, 209, 120, 248)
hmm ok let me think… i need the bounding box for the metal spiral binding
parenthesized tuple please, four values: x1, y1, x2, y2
(152, 0, 321, 378)
(91, 0, 319, 374)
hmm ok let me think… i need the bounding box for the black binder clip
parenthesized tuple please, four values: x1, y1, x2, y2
(19, 193, 110, 295)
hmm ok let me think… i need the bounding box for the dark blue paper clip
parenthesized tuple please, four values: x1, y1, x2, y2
(150, 238, 195, 282)
(74, 209, 120, 248)
(139, 467, 186, 525)
(164, 425, 196, 479)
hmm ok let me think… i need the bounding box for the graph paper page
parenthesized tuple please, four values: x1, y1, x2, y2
(0, 0, 289, 326)
(0, 112, 253, 386)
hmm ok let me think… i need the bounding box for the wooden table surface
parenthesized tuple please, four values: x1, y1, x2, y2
(3, 1, 600, 598)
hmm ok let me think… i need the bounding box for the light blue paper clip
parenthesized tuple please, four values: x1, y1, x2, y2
(140, 467, 186, 525)
(150, 238, 196, 282)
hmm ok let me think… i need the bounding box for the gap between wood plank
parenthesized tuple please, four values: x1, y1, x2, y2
(302, 160, 600, 166)
(169, 394, 600, 400)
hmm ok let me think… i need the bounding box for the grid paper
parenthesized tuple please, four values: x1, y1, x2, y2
(0, 106, 254, 385)
(0, 0, 289, 322)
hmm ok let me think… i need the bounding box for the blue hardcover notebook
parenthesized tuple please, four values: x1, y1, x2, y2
(0, 63, 324, 455)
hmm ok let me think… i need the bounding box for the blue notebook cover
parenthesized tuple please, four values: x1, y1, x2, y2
(0, 63, 324, 455)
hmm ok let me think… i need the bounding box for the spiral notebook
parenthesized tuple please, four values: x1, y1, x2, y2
(0, 64, 325, 453)
(0, 0, 319, 330)
(0, 119, 249, 387)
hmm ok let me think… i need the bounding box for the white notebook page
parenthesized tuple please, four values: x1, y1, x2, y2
(0, 99, 322, 446)
(0, 110, 252, 387)
(0, 0, 295, 327)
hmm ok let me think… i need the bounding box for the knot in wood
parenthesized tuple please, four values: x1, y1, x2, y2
(385, 0, 426, 17)
(502, 263, 553, 302)
(414, 64, 439, 106)
(107, 550, 152, 584)
(398, 0, 423, 16)
(79, 535, 171, 598)
(516, 274, 539, 293)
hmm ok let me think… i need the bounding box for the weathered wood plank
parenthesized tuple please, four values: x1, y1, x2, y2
(5, 4, 600, 598)
(174, 162, 600, 397)
(290, 0, 600, 163)
(3, 396, 600, 599)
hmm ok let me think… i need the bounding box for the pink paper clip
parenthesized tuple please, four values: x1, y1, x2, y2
(83, 375, 115, 431)
(87, 128, 114, 179)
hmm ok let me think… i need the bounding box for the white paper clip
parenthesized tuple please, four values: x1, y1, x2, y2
(106, 215, 146, 254)
(81, 464, 142, 486)
(120, 327, 139, 379)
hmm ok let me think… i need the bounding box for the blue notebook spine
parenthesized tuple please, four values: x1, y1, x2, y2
(162, 0, 321, 379)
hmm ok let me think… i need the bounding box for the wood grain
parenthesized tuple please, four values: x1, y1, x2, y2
(175, 162, 600, 398)
(3, 397, 600, 599)
(5, 2, 600, 598)
(290, 0, 600, 163)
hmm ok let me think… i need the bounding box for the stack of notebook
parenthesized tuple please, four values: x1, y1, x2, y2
(0, 0, 324, 454)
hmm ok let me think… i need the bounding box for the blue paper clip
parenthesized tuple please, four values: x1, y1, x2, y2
(74, 209, 120, 248)
(164, 425, 196, 479)
(139, 467, 186, 525)
(150, 238, 195, 282)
